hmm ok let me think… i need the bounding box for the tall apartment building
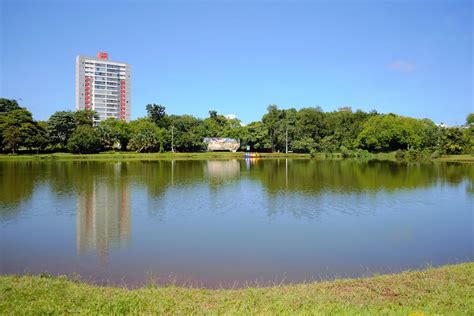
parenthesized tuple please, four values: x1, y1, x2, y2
(76, 52, 131, 122)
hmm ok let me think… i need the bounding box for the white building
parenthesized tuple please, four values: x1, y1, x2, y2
(76, 52, 131, 122)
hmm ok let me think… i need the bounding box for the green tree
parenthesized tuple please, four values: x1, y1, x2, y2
(2, 126, 21, 153)
(146, 104, 167, 128)
(441, 128, 468, 154)
(208, 110, 218, 119)
(74, 109, 98, 126)
(262, 105, 283, 152)
(0, 108, 45, 153)
(240, 121, 271, 151)
(200, 111, 238, 139)
(47, 111, 77, 147)
(465, 113, 474, 153)
(97, 118, 130, 150)
(20, 122, 48, 151)
(168, 115, 206, 152)
(0, 98, 21, 113)
(291, 137, 317, 153)
(355, 114, 434, 152)
(67, 125, 102, 153)
(466, 113, 474, 126)
(221, 118, 243, 140)
(27, 121, 50, 152)
(128, 119, 163, 152)
(323, 109, 374, 150)
(296, 107, 327, 144)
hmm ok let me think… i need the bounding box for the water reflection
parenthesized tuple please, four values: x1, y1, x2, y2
(0, 159, 472, 287)
(0, 160, 472, 214)
(205, 160, 240, 178)
(76, 163, 131, 258)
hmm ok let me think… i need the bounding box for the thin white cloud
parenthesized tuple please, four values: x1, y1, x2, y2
(388, 60, 415, 73)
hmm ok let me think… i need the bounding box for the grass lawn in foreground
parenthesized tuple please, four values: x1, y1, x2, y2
(1, 263, 472, 314)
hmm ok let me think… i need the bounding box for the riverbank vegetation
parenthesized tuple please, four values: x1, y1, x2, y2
(1, 98, 473, 159)
(0, 151, 309, 161)
(1, 151, 472, 163)
(1, 263, 472, 314)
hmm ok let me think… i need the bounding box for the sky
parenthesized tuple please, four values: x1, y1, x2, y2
(1, 0, 472, 125)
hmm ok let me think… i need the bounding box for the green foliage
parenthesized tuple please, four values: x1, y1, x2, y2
(97, 118, 130, 150)
(47, 110, 97, 148)
(0, 108, 47, 153)
(441, 127, 468, 154)
(291, 137, 317, 153)
(430, 150, 441, 159)
(74, 110, 98, 126)
(146, 104, 168, 128)
(2, 126, 21, 153)
(0, 98, 21, 113)
(356, 114, 437, 152)
(168, 115, 207, 152)
(208, 110, 218, 119)
(395, 150, 406, 160)
(0, 97, 471, 156)
(128, 119, 163, 152)
(67, 125, 102, 154)
(240, 121, 271, 151)
(320, 135, 339, 153)
(262, 104, 281, 152)
(339, 146, 370, 159)
(464, 113, 474, 153)
(20, 121, 49, 150)
(466, 113, 474, 126)
(47, 111, 77, 147)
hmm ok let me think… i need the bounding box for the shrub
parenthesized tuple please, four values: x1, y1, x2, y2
(430, 150, 441, 159)
(395, 150, 406, 160)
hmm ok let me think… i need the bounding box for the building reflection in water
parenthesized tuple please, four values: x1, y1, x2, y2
(76, 162, 131, 258)
(205, 160, 240, 180)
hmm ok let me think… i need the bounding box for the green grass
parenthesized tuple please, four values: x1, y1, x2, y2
(0, 151, 309, 161)
(1, 151, 473, 163)
(1, 263, 473, 314)
(435, 154, 474, 163)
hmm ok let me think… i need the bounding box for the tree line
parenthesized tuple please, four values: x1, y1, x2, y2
(1, 98, 472, 155)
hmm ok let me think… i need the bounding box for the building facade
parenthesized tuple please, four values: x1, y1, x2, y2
(76, 52, 131, 122)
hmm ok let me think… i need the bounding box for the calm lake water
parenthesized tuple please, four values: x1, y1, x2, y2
(1, 159, 472, 288)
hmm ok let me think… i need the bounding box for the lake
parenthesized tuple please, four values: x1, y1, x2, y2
(0, 159, 472, 288)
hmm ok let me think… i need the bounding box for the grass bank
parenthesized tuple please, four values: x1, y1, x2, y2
(0, 151, 309, 161)
(0, 151, 473, 163)
(1, 263, 472, 314)
(435, 154, 474, 163)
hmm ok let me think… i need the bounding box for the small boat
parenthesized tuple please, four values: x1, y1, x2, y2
(244, 152, 261, 159)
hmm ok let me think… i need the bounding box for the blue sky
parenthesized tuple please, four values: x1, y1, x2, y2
(1, 0, 472, 125)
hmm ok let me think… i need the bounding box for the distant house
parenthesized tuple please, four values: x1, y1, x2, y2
(203, 138, 240, 152)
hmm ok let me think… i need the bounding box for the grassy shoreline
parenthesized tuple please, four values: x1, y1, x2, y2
(0, 151, 473, 162)
(1, 263, 472, 314)
(434, 154, 474, 163)
(0, 151, 309, 161)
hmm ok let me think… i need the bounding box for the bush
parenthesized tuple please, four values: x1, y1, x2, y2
(340, 146, 351, 158)
(395, 150, 406, 160)
(430, 150, 441, 159)
(355, 149, 370, 159)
